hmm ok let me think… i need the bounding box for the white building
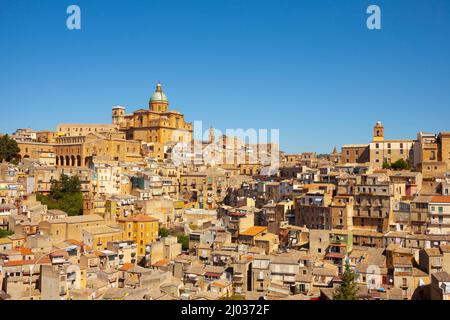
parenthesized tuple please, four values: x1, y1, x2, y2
(427, 196, 450, 235)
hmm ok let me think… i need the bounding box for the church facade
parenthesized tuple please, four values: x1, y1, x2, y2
(112, 83, 193, 160)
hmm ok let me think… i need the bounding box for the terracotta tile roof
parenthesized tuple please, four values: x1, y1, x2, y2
(432, 271, 450, 282)
(3, 256, 51, 267)
(152, 259, 170, 267)
(431, 196, 450, 203)
(211, 279, 231, 288)
(325, 252, 345, 259)
(395, 271, 412, 277)
(65, 239, 83, 246)
(118, 214, 158, 223)
(240, 226, 267, 237)
(205, 272, 223, 278)
(14, 247, 34, 256)
(119, 263, 135, 271)
(49, 250, 69, 258)
(93, 250, 106, 257)
(425, 247, 442, 257)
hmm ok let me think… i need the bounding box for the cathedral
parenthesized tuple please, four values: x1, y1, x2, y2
(112, 83, 193, 159)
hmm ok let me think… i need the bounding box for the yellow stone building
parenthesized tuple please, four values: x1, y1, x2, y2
(112, 83, 193, 160)
(54, 131, 143, 167)
(82, 225, 124, 251)
(38, 214, 106, 243)
(16, 142, 56, 165)
(57, 124, 117, 137)
(117, 214, 159, 256)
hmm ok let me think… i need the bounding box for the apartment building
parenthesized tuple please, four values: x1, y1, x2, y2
(427, 196, 450, 235)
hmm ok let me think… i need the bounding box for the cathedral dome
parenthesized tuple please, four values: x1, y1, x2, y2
(150, 83, 168, 103)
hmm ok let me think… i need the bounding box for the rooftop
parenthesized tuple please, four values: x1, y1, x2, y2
(431, 196, 450, 203)
(240, 226, 267, 237)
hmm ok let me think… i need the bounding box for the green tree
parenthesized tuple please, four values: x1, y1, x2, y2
(159, 227, 170, 238)
(0, 229, 14, 238)
(50, 174, 81, 198)
(0, 135, 20, 162)
(382, 162, 391, 169)
(333, 262, 359, 300)
(177, 234, 189, 251)
(37, 174, 83, 216)
(391, 159, 408, 170)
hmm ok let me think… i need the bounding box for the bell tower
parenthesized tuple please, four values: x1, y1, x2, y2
(373, 121, 384, 142)
(208, 126, 216, 144)
(112, 106, 125, 126)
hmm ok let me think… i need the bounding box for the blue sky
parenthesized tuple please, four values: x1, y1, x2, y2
(1, 0, 450, 153)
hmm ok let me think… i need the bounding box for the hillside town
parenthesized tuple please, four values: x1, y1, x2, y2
(1, 83, 450, 301)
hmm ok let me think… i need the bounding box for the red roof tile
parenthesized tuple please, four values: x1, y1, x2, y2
(14, 247, 34, 255)
(119, 263, 135, 271)
(431, 196, 450, 203)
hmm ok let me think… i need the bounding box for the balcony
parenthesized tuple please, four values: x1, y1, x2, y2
(330, 236, 347, 244)
(233, 274, 244, 284)
(51, 257, 67, 264)
(354, 210, 387, 219)
(400, 283, 409, 289)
